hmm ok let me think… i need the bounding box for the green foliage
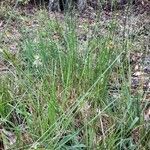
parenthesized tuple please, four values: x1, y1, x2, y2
(0, 5, 149, 150)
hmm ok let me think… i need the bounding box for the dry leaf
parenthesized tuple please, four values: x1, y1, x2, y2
(133, 71, 143, 77)
(144, 107, 150, 122)
(0, 127, 17, 150)
(134, 64, 139, 71)
(5, 31, 12, 38)
(0, 21, 3, 27)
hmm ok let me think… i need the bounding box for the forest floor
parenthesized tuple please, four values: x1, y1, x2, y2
(0, 1, 150, 149)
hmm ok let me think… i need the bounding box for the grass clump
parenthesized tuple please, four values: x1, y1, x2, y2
(0, 6, 149, 150)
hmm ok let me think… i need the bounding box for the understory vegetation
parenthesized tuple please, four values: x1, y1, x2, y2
(0, 1, 150, 149)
